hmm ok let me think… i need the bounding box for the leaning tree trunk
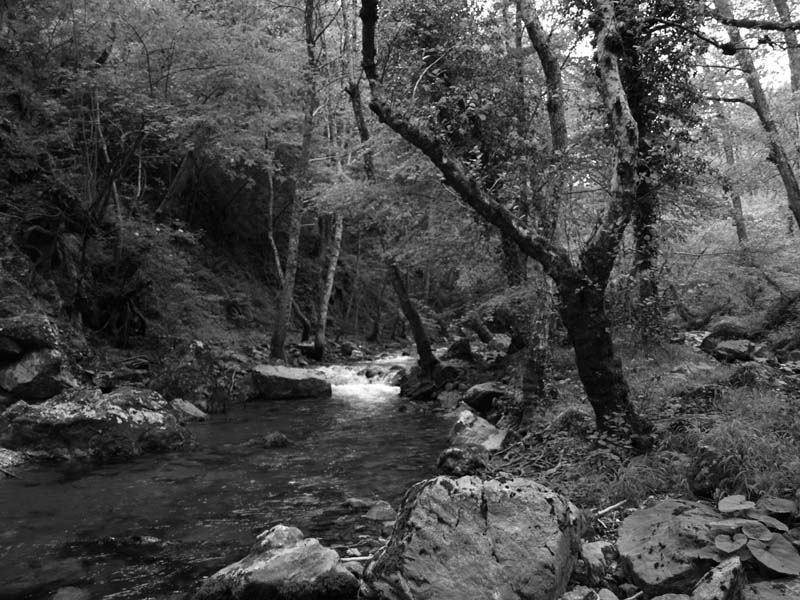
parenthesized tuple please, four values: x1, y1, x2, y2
(360, 0, 650, 440)
(312, 214, 344, 359)
(715, 0, 800, 231)
(388, 262, 439, 377)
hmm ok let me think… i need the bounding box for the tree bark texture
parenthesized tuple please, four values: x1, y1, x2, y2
(718, 114, 749, 244)
(156, 150, 197, 218)
(772, 0, 800, 93)
(270, 184, 302, 360)
(360, 0, 650, 438)
(388, 262, 439, 377)
(715, 0, 800, 231)
(271, 0, 317, 359)
(313, 214, 344, 359)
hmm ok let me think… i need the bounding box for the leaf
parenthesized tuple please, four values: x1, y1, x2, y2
(718, 494, 755, 513)
(714, 533, 747, 553)
(748, 534, 800, 576)
(746, 509, 790, 533)
(756, 496, 797, 516)
(707, 518, 763, 535)
(742, 521, 773, 542)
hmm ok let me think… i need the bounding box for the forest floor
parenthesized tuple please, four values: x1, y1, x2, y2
(486, 338, 800, 521)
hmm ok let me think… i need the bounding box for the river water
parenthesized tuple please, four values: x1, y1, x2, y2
(0, 361, 451, 599)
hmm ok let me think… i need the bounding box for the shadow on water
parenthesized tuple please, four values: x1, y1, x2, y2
(0, 363, 451, 599)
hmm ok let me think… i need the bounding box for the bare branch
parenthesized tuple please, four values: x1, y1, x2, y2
(704, 95, 757, 110)
(713, 13, 800, 32)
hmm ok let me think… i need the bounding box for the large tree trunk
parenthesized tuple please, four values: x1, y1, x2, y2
(156, 150, 197, 219)
(715, 0, 800, 231)
(500, 232, 527, 285)
(312, 214, 344, 359)
(388, 262, 439, 377)
(772, 0, 800, 93)
(270, 186, 302, 360)
(271, 0, 318, 359)
(632, 175, 662, 337)
(360, 0, 650, 440)
(557, 280, 644, 435)
(718, 112, 749, 244)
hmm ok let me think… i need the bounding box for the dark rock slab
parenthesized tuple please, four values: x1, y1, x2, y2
(617, 499, 722, 596)
(251, 365, 332, 400)
(0, 348, 77, 400)
(0, 313, 61, 350)
(463, 381, 506, 414)
(0, 336, 23, 363)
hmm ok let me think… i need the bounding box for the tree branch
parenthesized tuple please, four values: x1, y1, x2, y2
(713, 13, 800, 32)
(359, 0, 573, 280)
(704, 95, 757, 110)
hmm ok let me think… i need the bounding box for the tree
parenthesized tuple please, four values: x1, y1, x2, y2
(713, 0, 800, 232)
(360, 0, 652, 441)
(271, 0, 319, 360)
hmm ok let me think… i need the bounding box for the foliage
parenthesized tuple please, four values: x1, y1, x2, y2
(712, 493, 800, 576)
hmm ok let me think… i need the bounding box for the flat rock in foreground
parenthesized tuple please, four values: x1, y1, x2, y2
(361, 475, 581, 600)
(617, 499, 722, 596)
(250, 365, 332, 400)
(193, 524, 358, 600)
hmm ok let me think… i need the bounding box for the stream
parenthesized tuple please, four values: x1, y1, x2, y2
(0, 359, 451, 599)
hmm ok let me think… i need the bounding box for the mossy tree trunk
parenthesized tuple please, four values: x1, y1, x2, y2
(360, 0, 651, 439)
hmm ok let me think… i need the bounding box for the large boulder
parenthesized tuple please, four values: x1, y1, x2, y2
(708, 340, 755, 363)
(448, 410, 507, 451)
(193, 524, 358, 600)
(250, 365, 332, 400)
(463, 381, 506, 414)
(361, 475, 582, 600)
(0, 387, 193, 462)
(0, 446, 25, 478)
(617, 499, 722, 596)
(0, 313, 61, 351)
(0, 314, 77, 403)
(0, 348, 78, 401)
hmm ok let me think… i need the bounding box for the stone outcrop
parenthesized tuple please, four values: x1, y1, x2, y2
(448, 410, 507, 451)
(463, 381, 506, 414)
(617, 499, 722, 596)
(193, 524, 358, 600)
(0, 446, 25, 478)
(0, 387, 192, 462)
(0, 314, 77, 403)
(361, 475, 582, 600)
(436, 444, 489, 476)
(250, 365, 332, 400)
